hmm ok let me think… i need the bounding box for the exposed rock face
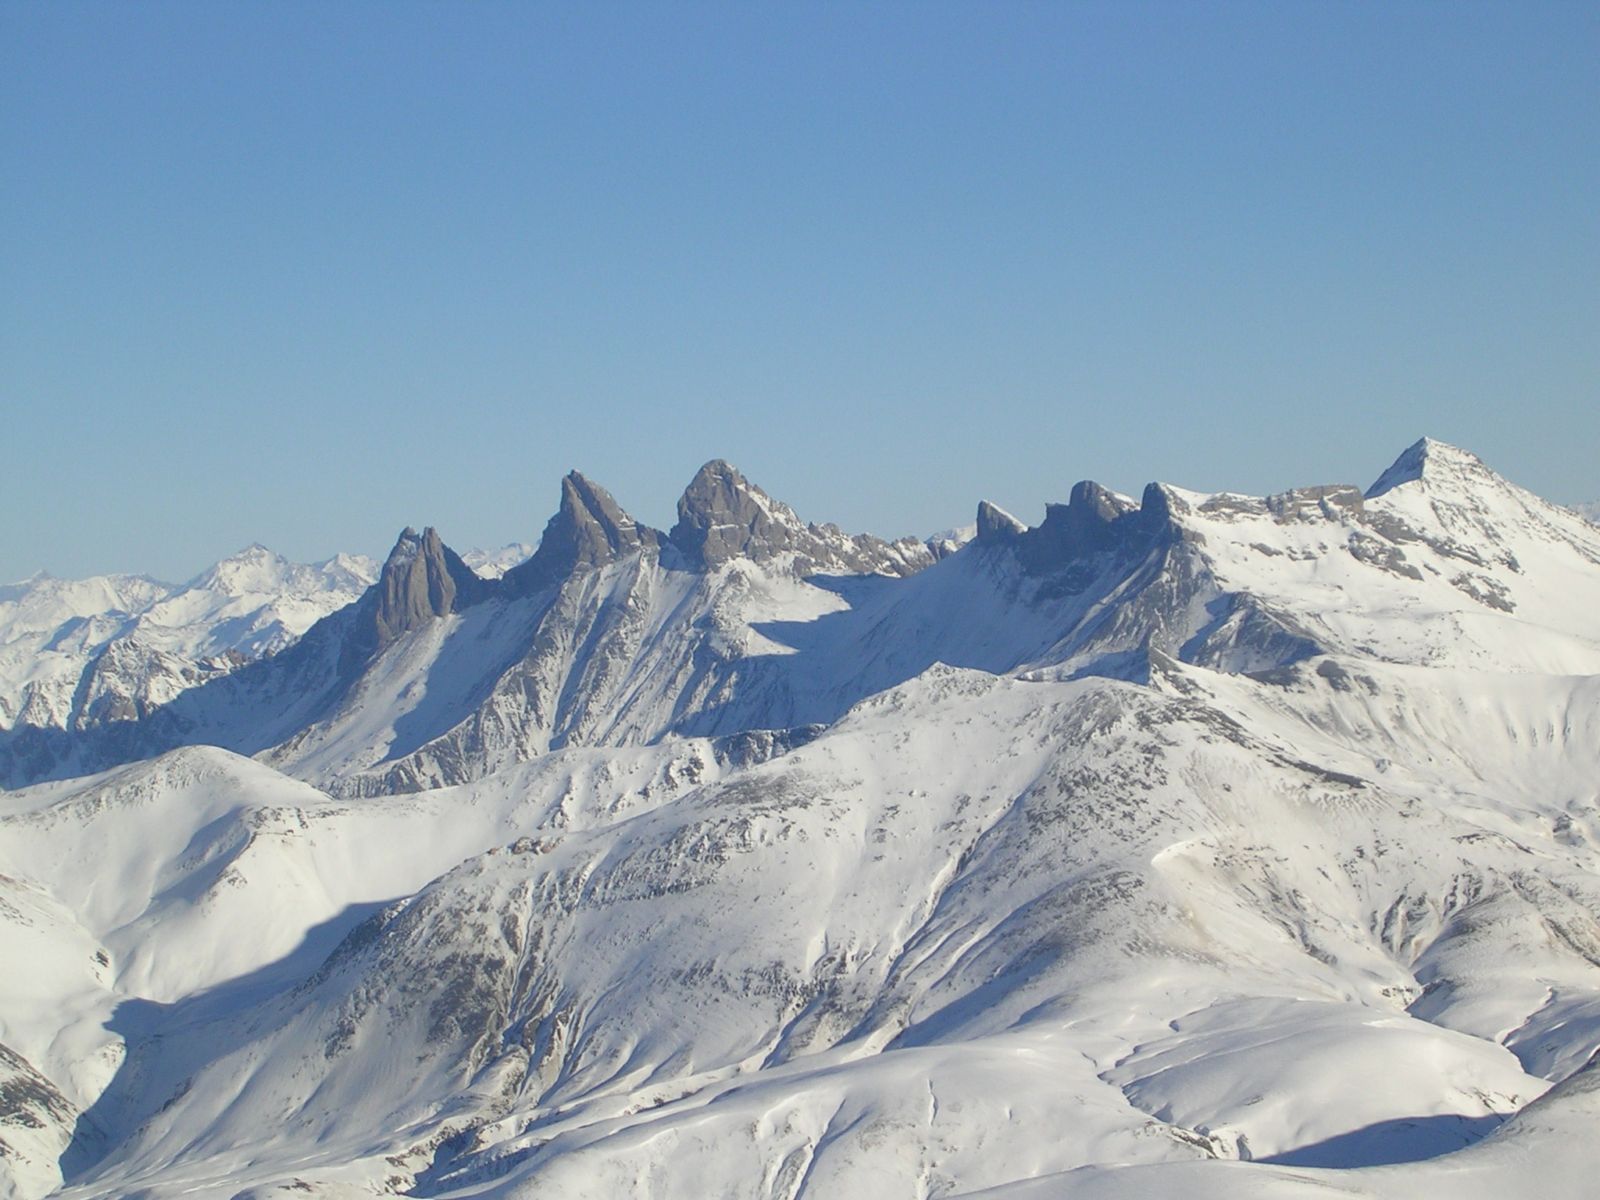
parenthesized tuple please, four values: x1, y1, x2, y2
(1137, 482, 1189, 537)
(0, 1040, 81, 1200)
(371, 528, 487, 650)
(669, 460, 932, 577)
(976, 480, 1183, 574)
(1026, 481, 1141, 564)
(975, 500, 1026, 542)
(670, 460, 799, 569)
(1198, 484, 1363, 524)
(926, 525, 976, 559)
(505, 473, 663, 595)
(1266, 484, 1364, 522)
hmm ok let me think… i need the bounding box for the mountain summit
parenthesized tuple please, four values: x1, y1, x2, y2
(669, 459, 801, 569)
(1366, 436, 1494, 499)
(370, 526, 485, 649)
(505, 472, 661, 594)
(668, 459, 936, 577)
(2, 438, 1599, 1200)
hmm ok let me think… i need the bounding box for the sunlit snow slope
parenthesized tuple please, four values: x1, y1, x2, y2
(1, 440, 1598, 1200)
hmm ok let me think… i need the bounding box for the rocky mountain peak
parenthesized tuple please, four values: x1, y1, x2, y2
(669, 460, 806, 569)
(371, 526, 485, 649)
(1136, 482, 1188, 536)
(679, 459, 757, 505)
(1032, 481, 1140, 557)
(976, 482, 1181, 571)
(974, 500, 1026, 542)
(668, 461, 933, 577)
(504, 472, 662, 594)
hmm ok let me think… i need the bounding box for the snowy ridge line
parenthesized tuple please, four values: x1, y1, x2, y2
(7, 438, 1598, 795)
(0, 437, 1598, 1199)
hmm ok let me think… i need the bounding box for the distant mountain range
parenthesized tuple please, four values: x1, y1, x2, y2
(0, 546, 377, 739)
(1, 439, 1597, 1200)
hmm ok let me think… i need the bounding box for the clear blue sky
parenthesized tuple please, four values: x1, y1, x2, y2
(3, 1, 1596, 582)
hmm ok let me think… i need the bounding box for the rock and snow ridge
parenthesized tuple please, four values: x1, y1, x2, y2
(0, 438, 1598, 1199)
(4, 439, 1600, 790)
(0, 463, 967, 789)
(4, 438, 1597, 789)
(666, 458, 938, 576)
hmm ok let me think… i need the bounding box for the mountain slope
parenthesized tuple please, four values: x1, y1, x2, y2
(8, 442, 1598, 797)
(273, 441, 1600, 795)
(22, 659, 1600, 1198)
(1, 439, 1598, 1199)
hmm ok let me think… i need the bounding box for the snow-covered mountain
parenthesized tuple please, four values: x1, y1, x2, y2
(1573, 499, 1600, 524)
(2, 439, 1598, 1200)
(0, 547, 377, 754)
(461, 543, 537, 579)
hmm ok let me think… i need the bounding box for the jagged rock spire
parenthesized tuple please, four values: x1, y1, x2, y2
(669, 460, 806, 570)
(505, 472, 662, 594)
(371, 527, 485, 649)
(668, 460, 933, 577)
(1032, 482, 1140, 558)
(976, 480, 1183, 573)
(975, 482, 1140, 553)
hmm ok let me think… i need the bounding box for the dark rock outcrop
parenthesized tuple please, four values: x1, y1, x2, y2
(975, 500, 1026, 543)
(1026, 482, 1140, 563)
(669, 460, 931, 577)
(977, 481, 1184, 574)
(371, 528, 487, 650)
(669, 460, 803, 570)
(505, 473, 664, 595)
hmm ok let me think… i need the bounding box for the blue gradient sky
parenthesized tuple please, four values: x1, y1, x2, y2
(4, 2, 1596, 582)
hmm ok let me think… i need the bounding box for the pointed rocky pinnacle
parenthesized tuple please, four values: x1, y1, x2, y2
(976, 480, 1185, 572)
(504, 472, 662, 593)
(669, 460, 804, 570)
(371, 526, 486, 649)
(1031, 482, 1140, 558)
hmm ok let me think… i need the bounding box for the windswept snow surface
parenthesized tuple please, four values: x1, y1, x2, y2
(2, 442, 1599, 1199)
